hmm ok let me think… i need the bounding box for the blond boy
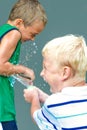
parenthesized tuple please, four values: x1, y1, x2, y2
(24, 34, 87, 130)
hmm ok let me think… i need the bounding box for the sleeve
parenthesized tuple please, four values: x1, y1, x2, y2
(33, 103, 58, 130)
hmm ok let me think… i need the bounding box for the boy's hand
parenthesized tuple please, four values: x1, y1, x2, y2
(36, 88, 49, 103)
(23, 86, 49, 103)
(24, 68, 35, 81)
(23, 87, 39, 103)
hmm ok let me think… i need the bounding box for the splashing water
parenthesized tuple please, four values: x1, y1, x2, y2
(12, 74, 33, 88)
(25, 42, 38, 59)
(19, 41, 47, 89)
(20, 42, 38, 65)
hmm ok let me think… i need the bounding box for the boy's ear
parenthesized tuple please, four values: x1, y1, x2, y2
(15, 19, 24, 26)
(62, 66, 71, 81)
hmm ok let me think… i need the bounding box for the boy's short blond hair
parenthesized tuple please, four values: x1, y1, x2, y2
(8, 0, 47, 26)
(42, 34, 87, 77)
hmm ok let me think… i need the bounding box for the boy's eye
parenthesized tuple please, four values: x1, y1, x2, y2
(31, 34, 36, 38)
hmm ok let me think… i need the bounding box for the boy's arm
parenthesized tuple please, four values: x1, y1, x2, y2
(24, 88, 41, 117)
(36, 87, 49, 103)
(24, 87, 49, 116)
(0, 30, 35, 80)
(0, 29, 21, 75)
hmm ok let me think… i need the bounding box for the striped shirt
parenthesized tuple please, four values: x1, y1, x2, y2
(33, 86, 87, 130)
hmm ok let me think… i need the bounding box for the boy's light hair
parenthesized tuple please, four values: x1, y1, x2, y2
(42, 34, 87, 77)
(8, 0, 47, 26)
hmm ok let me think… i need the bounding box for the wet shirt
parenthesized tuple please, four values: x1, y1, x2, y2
(0, 24, 21, 121)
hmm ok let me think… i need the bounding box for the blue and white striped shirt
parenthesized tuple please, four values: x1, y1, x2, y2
(33, 86, 87, 130)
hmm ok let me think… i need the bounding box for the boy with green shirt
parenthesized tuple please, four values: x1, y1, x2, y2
(0, 0, 47, 129)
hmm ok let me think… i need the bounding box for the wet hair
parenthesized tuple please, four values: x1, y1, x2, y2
(8, 0, 47, 26)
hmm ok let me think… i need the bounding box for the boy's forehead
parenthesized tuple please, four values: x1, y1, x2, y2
(43, 56, 56, 66)
(30, 20, 45, 32)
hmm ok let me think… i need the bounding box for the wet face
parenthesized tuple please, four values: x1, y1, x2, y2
(40, 56, 62, 93)
(19, 20, 45, 42)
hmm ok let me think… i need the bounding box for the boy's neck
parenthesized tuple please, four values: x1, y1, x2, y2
(7, 20, 17, 27)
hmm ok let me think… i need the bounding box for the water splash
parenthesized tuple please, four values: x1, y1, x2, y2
(20, 42, 38, 65)
(39, 83, 45, 88)
(12, 74, 33, 88)
(19, 41, 47, 89)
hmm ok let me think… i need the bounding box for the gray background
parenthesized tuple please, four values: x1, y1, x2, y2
(0, 0, 87, 130)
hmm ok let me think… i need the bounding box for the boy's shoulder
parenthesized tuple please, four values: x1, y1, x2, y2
(45, 86, 87, 107)
(0, 24, 19, 40)
(45, 92, 67, 106)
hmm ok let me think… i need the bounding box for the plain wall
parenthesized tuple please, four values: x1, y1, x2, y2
(0, 0, 87, 130)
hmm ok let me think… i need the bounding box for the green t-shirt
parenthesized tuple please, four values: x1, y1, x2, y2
(0, 24, 21, 121)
